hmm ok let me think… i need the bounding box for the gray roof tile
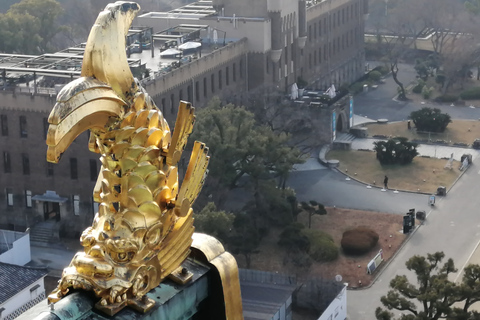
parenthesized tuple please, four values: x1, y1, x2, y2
(0, 262, 48, 304)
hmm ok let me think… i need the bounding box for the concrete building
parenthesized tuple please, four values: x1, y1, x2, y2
(136, 0, 368, 102)
(0, 0, 367, 236)
(0, 262, 47, 320)
(0, 230, 31, 266)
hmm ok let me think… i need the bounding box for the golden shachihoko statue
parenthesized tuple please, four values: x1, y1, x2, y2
(45, 2, 242, 317)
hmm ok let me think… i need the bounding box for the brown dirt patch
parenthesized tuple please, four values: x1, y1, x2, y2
(233, 207, 407, 289)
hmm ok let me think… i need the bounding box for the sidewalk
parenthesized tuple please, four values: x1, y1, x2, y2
(28, 243, 80, 277)
(351, 138, 480, 161)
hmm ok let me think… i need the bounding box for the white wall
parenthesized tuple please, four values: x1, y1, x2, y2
(318, 285, 347, 320)
(0, 278, 45, 320)
(0, 232, 31, 266)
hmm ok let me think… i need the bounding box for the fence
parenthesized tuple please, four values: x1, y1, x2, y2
(239, 268, 297, 286)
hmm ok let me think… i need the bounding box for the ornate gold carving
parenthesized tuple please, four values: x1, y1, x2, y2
(46, 2, 210, 315)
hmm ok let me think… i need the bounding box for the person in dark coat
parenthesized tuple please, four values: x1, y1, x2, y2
(384, 175, 389, 189)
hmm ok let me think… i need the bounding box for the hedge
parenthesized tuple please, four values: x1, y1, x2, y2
(341, 227, 379, 255)
(460, 87, 480, 100)
(435, 94, 458, 103)
(302, 229, 339, 262)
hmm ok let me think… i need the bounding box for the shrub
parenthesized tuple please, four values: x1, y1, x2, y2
(302, 229, 339, 262)
(341, 227, 379, 255)
(412, 83, 424, 94)
(374, 137, 418, 165)
(278, 222, 310, 252)
(412, 79, 425, 94)
(349, 82, 364, 94)
(195, 203, 234, 243)
(410, 107, 451, 133)
(435, 74, 446, 86)
(460, 87, 480, 100)
(369, 70, 382, 82)
(435, 94, 458, 103)
(421, 86, 433, 100)
(377, 65, 390, 76)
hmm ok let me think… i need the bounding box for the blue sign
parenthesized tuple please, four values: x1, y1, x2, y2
(349, 96, 353, 127)
(332, 111, 336, 141)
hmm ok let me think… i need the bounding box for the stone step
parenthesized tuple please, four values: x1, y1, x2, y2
(335, 132, 356, 142)
(30, 221, 56, 244)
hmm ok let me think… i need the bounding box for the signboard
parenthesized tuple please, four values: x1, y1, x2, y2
(332, 111, 336, 141)
(349, 96, 354, 127)
(367, 249, 384, 274)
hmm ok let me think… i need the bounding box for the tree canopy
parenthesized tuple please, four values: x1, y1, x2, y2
(376, 252, 480, 320)
(374, 138, 418, 165)
(190, 97, 303, 207)
(0, 0, 64, 53)
(410, 107, 452, 133)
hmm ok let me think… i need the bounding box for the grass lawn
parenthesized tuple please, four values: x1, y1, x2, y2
(326, 149, 461, 193)
(366, 120, 480, 145)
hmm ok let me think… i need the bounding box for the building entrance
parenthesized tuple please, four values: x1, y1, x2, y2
(43, 202, 60, 221)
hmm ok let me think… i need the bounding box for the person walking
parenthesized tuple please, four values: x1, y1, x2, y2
(384, 175, 389, 189)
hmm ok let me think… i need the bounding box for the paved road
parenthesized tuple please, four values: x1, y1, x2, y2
(287, 167, 431, 214)
(347, 157, 480, 319)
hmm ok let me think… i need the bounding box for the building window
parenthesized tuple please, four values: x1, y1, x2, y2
(1, 115, 7, 136)
(19, 116, 27, 138)
(22, 153, 30, 175)
(203, 77, 207, 97)
(70, 158, 78, 180)
(161, 98, 166, 114)
(3, 151, 11, 173)
(43, 118, 49, 139)
(308, 25, 311, 39)
(218, 70, 222, 89)
(314, 50, 317, 65)
(89, 159, 97, 181)
(170, 93, 175, 113)
(319, 22, 322, 36)
(47, 162, 54, 177)
(25, 190, 32, 208)
(73, 195, 80, 215)
(6, 188, 13, 207)
(240, 59, 244, 79)
(195, 81, 200, 101)
(233, 63, 237, 81)
(226, 67, 230, 85)
(92, 198, 99, 215)
(314, 22, 317, 39)
(319, 48, 322, 64)
(211, 74, 215, 93)
(309, 53, 312, 68)
(179, 89, 183, 102)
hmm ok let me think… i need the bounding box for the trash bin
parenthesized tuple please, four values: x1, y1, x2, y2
(473, 139, 480, 149)
(461, 154, 473, 164)
(437, 186, 446, 196)
(416, 210, 426, 221)
(363, 84, 368, 93)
